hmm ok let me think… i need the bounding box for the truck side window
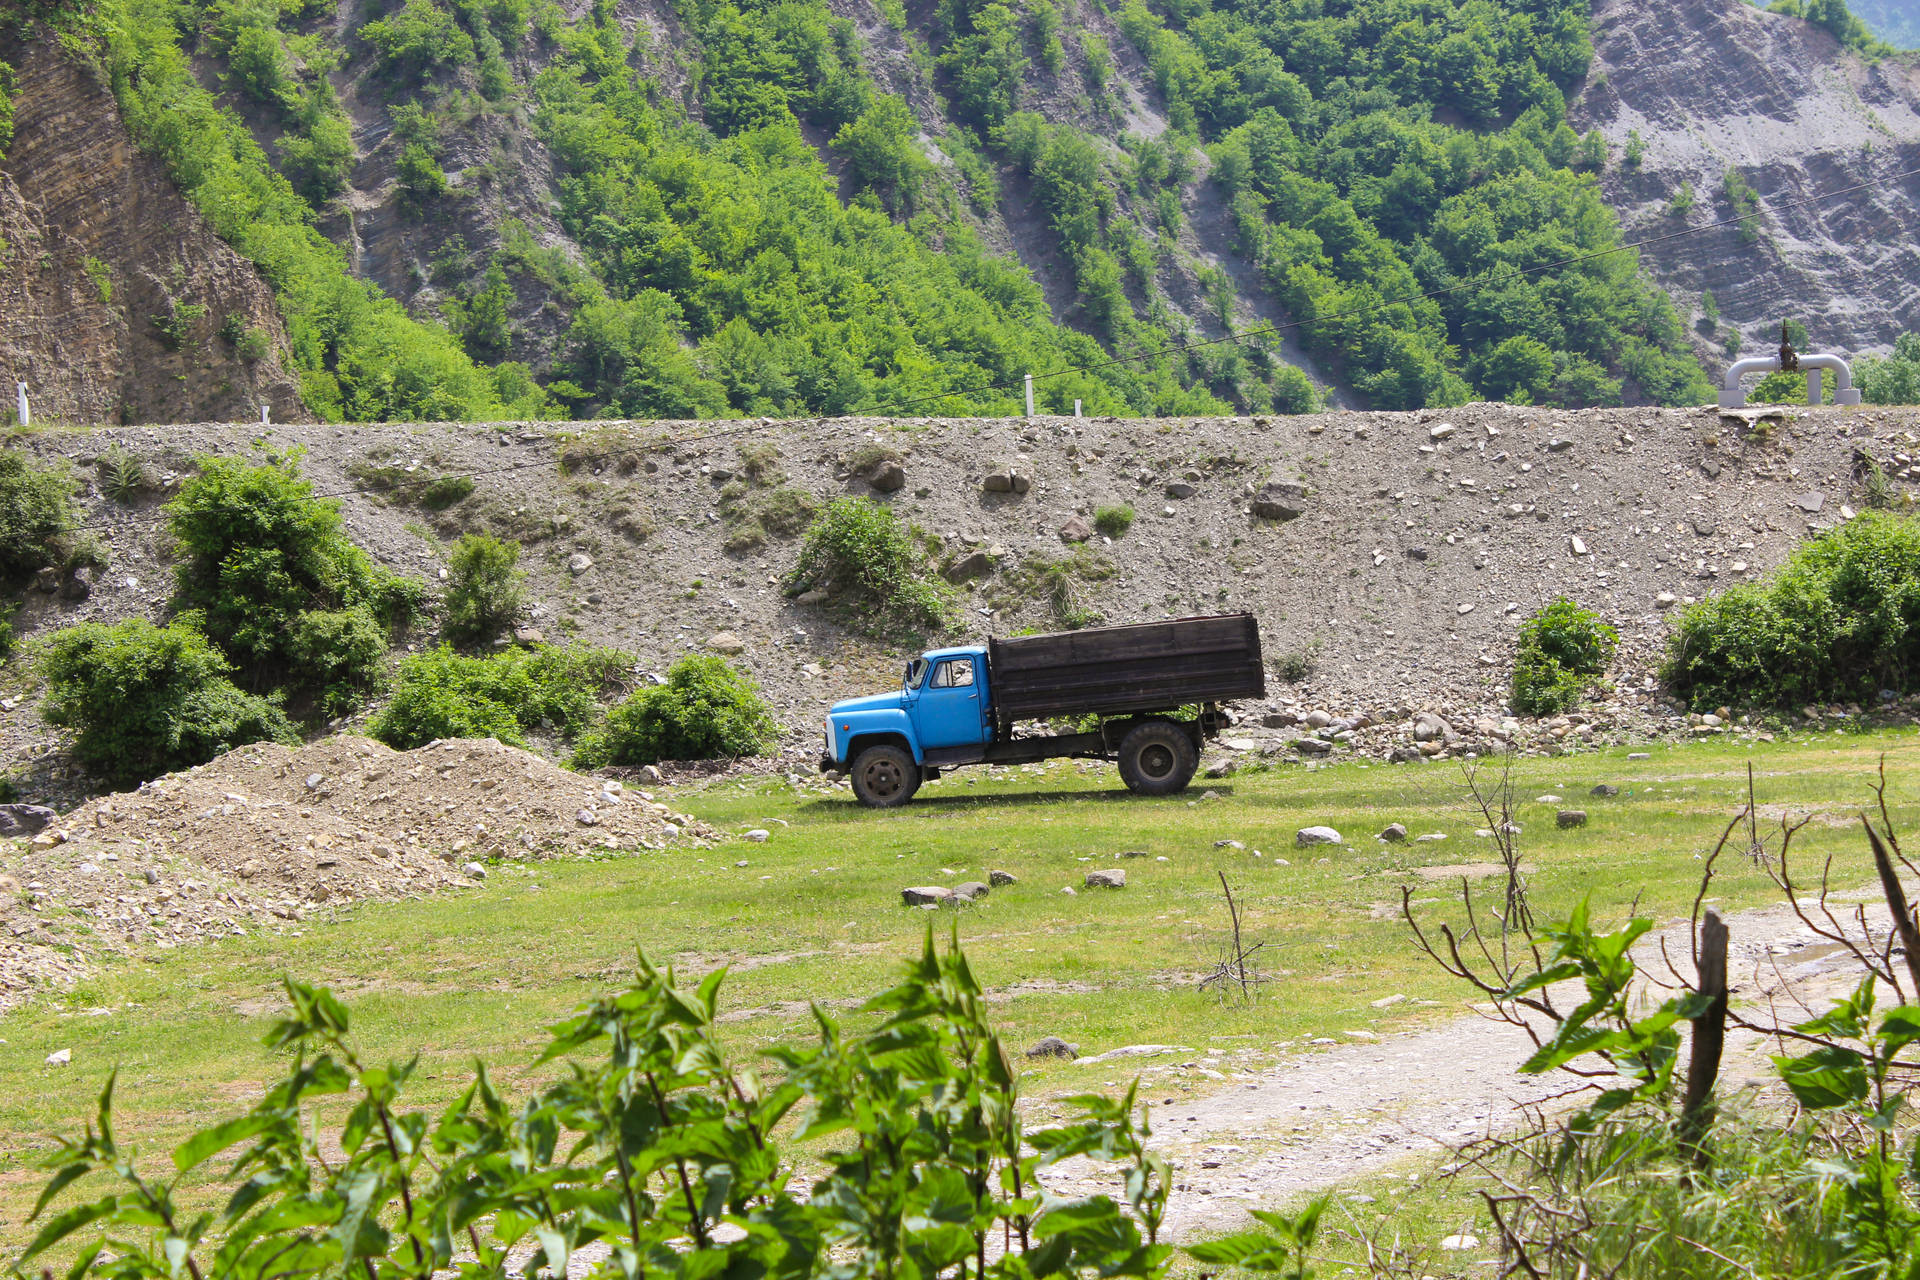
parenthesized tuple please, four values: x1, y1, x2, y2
(940, 658, 975, 688)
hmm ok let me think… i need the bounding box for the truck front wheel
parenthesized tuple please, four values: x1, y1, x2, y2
(851, 744, 922, 808)
(1117, 720, 1198, 796)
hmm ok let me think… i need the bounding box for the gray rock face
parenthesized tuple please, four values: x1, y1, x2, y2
(945, 551, 996, 583)
(869, 462, 906, 492)
(567, 552, 594, 576)
(1026, 1036, 1079, 1059)
(1380, 822, 1409, 843)
(1058, 516, 1093, 542)
(953, 880, 990, 900)
(983, 472, 1013, 493)
(1295, 825, 1342, 847)
(1165, 481, 1196, 499)
(1084, 868, 1126, 889)
(59, 568, 94, 601)
(1294, 737, 1333, 756)
(1590, 784, 1620, 797)
(988, 869, 1017, 886)
(902, 886, 955, 906)
(0, 804, 57, 836)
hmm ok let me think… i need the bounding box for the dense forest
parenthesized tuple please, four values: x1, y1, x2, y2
(10, 0, 1826, 421)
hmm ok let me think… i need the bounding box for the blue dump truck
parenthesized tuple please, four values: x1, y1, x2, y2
(819, 613, 1266, 807)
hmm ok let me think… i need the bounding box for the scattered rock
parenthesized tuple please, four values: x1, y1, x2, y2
(1654, 592, 1678, 609)
(1214, 839, 1245, 849)
(1295, 826, 1342, 847)
(868, 462, 906, 492)
(983, 472, 1014, 493)
(1251, 482, 1307, 521)
(0, 804, 56, 836)
(1026, 1036, 1079, 1059)
(45, 1048, 70, 1067)
(945, 551, 996, 584)
(567, 552, 594, 576)
(1556, 810, 1588, 829)
(1058, 516, 1093, 542)
(796, 589, 830, 605)
(1074, 1044, 1190, 1066)
(901, 886, 955, 907)
(462, 861, 488, 879)
(1429, 423, 1455, 440)
(1370, 994, 1407, 1009)
(706, 631, 747, 654)
(513, 626, 546, 645)
(1440, 1235, 1481, 1251)
(953, 880, 990, 900)
(744, 829, 770, 842)
(1165, 481, 1196, 499)
(1795, 491, 1825, 513)
(59, 568, 94, 602)
(1084, 869, 1126, 889)
(1379, 822, 1408, 843)
(988, 869, 1017, 886)
(1294, 737, 1333, 756)
(1590, 784, 1620, 797)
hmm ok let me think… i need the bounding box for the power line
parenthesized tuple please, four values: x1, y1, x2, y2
(54, 161, 1920, 538)
(870, 162, 1920, 415)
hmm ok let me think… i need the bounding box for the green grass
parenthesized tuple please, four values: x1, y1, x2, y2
(0, 731, 1914, 1247)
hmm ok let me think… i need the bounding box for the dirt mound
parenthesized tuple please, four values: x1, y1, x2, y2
(0, 735, 712, 1011)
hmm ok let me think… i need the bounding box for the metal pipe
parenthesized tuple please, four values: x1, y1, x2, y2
(1719, 352, 1862, 407)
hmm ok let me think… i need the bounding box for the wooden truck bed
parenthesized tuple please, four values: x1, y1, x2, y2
(986, 613, 1265, 730)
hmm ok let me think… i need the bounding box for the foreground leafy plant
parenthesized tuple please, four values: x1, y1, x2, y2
(19, 931, 1191, 1279)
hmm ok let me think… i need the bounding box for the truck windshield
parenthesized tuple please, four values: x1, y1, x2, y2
(905, 657, 929, 689)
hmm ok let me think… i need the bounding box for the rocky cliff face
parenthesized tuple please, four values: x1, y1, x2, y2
(1573, 0, 1920, 373)
(0, 39, 305, 426)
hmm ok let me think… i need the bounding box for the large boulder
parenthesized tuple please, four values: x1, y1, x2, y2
(0, 805, 57, 837)
(1251, 481, 1307, 521)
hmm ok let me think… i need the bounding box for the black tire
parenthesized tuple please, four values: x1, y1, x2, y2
(1117, 720, 1198, 796)
(851, 744, 922, 808)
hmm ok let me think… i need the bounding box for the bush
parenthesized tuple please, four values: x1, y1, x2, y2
(370, 644, 631, 750)
(40, 620, 297, 787)
(573, 655, 778, 766)
(784, 498, 951, 634)
(1512, 597, 1618, 715)
(442, 533, 525, 643)
(0, 448, 76, 581)
(1663, 512, 1920, 709)
(1092, 503, 1134, 538)
(98, 446, 152, 503)
(168, 454, 422, 710)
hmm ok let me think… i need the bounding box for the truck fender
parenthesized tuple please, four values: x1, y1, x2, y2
(837, 710, 924, 765)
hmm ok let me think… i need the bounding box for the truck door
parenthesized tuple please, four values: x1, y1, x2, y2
(915, 656, 988, 750)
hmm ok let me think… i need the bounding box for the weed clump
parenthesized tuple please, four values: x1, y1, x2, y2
(97, 446, 152, 503)
(996, 547, 1115, 630)
(1664, 511, 1920, 709)
(1092, 503, 1134, 538)
(574, 654, 777, 766)
(441, 533, 525, 644)
(785, 497, 951, 634)
(369, 644, 633, 750)
(1512, 597, 1617, 715)
(40, 619, 297, 786)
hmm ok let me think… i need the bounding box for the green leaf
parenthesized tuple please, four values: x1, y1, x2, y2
(1774, 1045, 1869, 1109)
(20, 1195, 119, 1262)
(30, 1162, 95, 1222)
(173, 1114, 275, 1173)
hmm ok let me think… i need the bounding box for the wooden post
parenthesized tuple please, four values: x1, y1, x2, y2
(1679, 908, 1728, 1161)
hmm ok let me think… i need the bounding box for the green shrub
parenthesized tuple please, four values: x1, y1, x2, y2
(1512, 597, 1618, 715)
(1092, 503, 1134, 538)
(442, 533, 524, 643)
(784, 497, 951, 634)
(0, 448, 76, 581)
(370, 644, 631, 749)
(573, 655, 776, 766)
(168, 454, 422, 711)
(419, 473, 474, 510)
(1663, 512, 1920, 709)
(40, 620, 297, 787)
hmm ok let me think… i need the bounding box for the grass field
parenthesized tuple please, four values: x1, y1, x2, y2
(0, 730, 1915, 1250)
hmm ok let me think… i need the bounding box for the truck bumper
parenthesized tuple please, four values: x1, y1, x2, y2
(818, 753, 843, 774)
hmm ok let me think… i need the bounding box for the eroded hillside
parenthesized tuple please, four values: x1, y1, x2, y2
(4, 403, 1916, 799)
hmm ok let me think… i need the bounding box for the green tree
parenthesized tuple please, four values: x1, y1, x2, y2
(830, 95, 929, 213)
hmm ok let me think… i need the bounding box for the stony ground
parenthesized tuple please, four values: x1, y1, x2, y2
(5, 404, 1919, 807)
(0, 736, 713, 1012)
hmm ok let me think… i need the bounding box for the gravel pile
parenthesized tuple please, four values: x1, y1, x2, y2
(0, 735, 712, 1011)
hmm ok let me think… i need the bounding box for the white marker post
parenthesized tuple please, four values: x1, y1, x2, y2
(1024, 373, 1034, 418)
(15, 383, 27, 428)
(261, 404, 270, 426)
(1073, 399, 1082, 418)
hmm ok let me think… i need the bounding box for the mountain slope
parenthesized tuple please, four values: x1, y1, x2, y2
(1573, 0, 1920, 374)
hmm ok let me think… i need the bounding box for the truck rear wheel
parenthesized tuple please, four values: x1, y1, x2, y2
(1117, 720, 1198, 796)
(851, 744, 921, 808)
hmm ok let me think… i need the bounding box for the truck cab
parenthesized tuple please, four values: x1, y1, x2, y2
(823, 648, 992, 803)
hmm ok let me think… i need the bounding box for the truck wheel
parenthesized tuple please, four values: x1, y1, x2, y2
(851, 744, 921, 808)
(1117, 720, 1198, 796)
